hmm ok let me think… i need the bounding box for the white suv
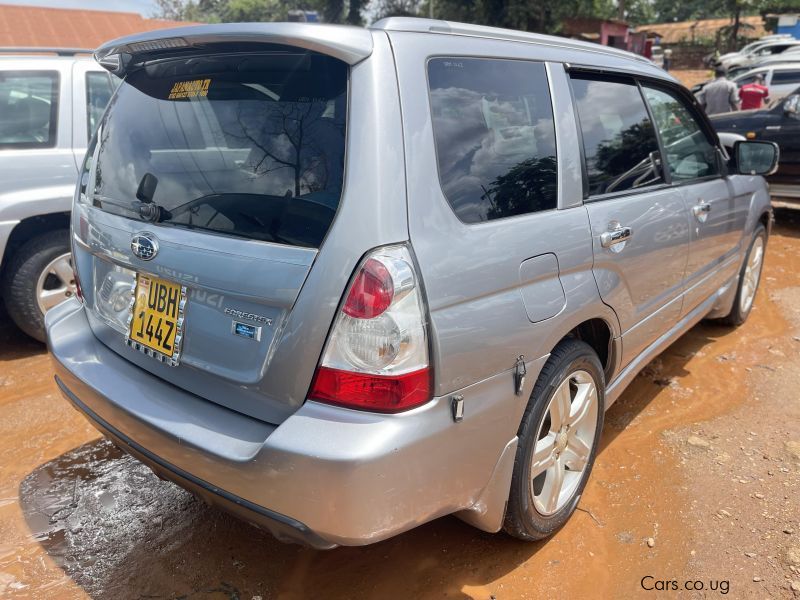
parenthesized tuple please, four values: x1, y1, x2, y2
(0, 48, 116, 341)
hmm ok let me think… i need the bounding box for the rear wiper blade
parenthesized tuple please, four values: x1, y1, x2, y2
(135, 172, 172, 223)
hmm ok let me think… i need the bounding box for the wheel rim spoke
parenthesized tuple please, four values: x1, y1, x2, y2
(568, 383, 595, 429)
(530, 433, 556, 478)
(540, 458, 565, 514)
(549, 379, 572, 432)
(39, 287, 68, 310)
(563, 435, 591, 471)
(51, 256, 74, 286)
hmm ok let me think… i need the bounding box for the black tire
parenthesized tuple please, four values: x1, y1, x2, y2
(719, 224, 767, 327)
(503, 338, 605, 541)
(1, 229, 71, 342)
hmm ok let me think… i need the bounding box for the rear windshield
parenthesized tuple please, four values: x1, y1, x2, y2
(81, 51, 348, 248)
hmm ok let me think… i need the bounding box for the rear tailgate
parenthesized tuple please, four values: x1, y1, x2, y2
(70, 26, 400, 424)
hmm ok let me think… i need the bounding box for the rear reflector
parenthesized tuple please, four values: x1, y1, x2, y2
(309, 366, 431, 413)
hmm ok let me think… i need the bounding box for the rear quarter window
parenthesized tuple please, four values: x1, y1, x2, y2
(0, 70, 59, 149)
(427, 57, 558, 224)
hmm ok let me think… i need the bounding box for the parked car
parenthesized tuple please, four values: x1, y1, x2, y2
(47, 18, 777, 548)
(691, 62, 800, 102)
(710, 87, 800, 202)
(720, 39, 800, 70)
(711, 35, 795, 66)
(733, 63, 800, 102)
(0, 48, 116, 341)
(749, 46, 800, 67)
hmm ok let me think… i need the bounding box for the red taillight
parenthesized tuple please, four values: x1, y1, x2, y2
(309, 366, 431, 413)
(310, 245, 432, 413)
(342, 258, 394, 319)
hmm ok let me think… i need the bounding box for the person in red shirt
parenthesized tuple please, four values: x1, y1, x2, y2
(739, 75, 771, 110)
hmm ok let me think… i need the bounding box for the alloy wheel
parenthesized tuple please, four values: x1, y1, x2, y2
(530, 370, 599, 516)
(740, 236, 765, 315)
(36, 252, 76, 314)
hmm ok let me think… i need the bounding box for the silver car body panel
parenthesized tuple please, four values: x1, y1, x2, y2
(48, 20, 772, 546)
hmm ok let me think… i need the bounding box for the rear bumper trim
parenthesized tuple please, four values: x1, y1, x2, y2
(55, 374, 337, 550)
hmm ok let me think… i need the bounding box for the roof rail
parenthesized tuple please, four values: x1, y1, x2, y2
(371, 17, 652, 64)
(0, 47, 94, 56)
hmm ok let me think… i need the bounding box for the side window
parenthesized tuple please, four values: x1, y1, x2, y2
(737, 73, 765, 87)
(642, 86, 720, 182)
(428, 58, 557, 223)
(570, 75, 664, 196)
(86, 71, 114, 142)
(0, 70, 59, 149)
(771, 70, 800, 84)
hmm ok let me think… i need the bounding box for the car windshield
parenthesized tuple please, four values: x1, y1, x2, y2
(81, 51, 348, 249)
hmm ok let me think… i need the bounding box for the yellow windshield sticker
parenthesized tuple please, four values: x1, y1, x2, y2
(168, 78, 211, 100)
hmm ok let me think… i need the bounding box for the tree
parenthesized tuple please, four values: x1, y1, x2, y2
(225, 0, 286, 22)
(624, 0, 656, 25)
(155, 0, 364, 24)
(417, 0, 616, 34)
(373, 0, 423, 21)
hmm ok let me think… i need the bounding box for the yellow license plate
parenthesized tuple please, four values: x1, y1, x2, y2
(127, 274, 186, 365)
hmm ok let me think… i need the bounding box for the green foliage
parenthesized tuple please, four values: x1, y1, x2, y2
(155, 0, 363, 24)
(153, 0, 796, 39)
(417, 0, 617, 33)
(225, 0, 286, 22)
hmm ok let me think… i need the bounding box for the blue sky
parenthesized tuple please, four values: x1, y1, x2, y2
(1, 0, 159, 17)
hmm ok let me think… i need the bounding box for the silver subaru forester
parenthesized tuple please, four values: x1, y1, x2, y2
(46, 18, 777, 548)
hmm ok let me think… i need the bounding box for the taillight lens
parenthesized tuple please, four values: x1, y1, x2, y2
(342, 258, 394, 318)
(309, 245, 431, 413)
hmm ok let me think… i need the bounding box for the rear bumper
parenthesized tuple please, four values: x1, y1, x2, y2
(55, 376, 335, 549)
(47, 299, 531, 547)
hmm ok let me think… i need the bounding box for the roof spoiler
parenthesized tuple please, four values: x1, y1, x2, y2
(93, 23, 373, 76)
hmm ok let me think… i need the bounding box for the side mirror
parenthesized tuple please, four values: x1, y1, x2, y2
(734, 140, 779, 176)
(784, 95, 800, 115)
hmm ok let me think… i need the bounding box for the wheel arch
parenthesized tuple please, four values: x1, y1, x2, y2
(758, 209, 772, 236)
(566, 317, 616, 383)
(1, 212, 70, 277)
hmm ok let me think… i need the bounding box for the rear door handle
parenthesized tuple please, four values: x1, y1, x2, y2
(692, 203, 711, 223)
(600, 226, 633, 249)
